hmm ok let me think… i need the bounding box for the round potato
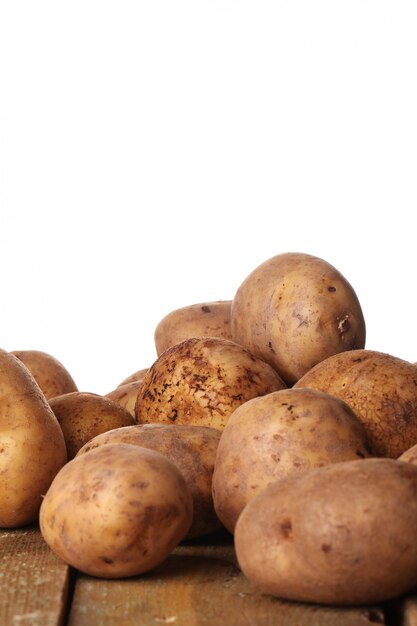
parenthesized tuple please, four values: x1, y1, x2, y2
(49, 392, 134, 459)
(135, 337, 286, 430)
(117, 368, 148, 387)
(11, 349, 78, 399)
(105, 381, 144, 417)
(40, 444, 193, 578)
(212, 387, 372, 533)
(0, 348, 67, 527)
(155, 301, 232, 356)
(77, 423, 222, 538)
(235, 458, 417, 605)
(231, 252, 366, 385)
(295, 349, 417, 458)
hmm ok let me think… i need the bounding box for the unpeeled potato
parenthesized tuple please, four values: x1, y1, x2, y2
(231, 252, 366, 385)
(154, 301, 232, 356)
(105, 381, 144, 417)
(212, 387, 372, 533)
(135, 337, 286, 430)
(77, 423, 222, 538)
(235, 458, 417, 605)
(0, 348, 67, 527)
(40, 444, 193, 578)
(11, 349, 78, 399)
(49, 392, 134, 458)
(295, 349, 417, 457)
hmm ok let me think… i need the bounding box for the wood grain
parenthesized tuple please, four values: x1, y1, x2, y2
(68, 541, 385, 626)
(0, 526, 71, 626)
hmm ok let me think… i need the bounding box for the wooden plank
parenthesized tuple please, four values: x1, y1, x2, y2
(0, 526, 71, 626)
(68, 539, 385, 626)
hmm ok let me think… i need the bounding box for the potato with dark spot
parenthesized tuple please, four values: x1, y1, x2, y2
(135, 337, 286, 430)
(117, 368, 148, 387)
(231, 252, 365, 385)
(49, 392, 134, 459)
(295, 349, 417, 458)
(77, 423, 222, 538)
(11, 349, 78, 399)
(235, 458, 417, 605)
(212, 387, 372, 533)
(40, 444, 193, 578)
(155, 301, 232, 356)
(105, 381, 144, 417)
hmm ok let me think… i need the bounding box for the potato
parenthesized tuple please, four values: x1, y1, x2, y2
(11, 349, 78, 399)
(0, 348, 67, 527)
(135, 337, 286, 430)
(40, 444, 193, 578)
(117, 367, 148, 387)
(398, 443, 417, 465)
(231, 252, 366, 385)
(105, 381, 144, 417)
(77, 423, 222, 538)
(49, 392, 134, 459)
(235, 458, 417, 605)
(155, 301, 232, 356)
(295, 349, 417, 458)
(212, 387, 372, 533)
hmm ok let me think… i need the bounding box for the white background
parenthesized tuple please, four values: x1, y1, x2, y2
(1, 0, 416, 395)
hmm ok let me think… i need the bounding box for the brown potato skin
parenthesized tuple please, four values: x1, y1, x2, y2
(212, 387, 372, 533)
(40, 444, 193, 578)
(0, 349, 67, 527)
(231, 253, 365, 385)
(155, 301, 232, 356)
(117, 368, 148, 387)
(11, 350, 78, 399)
(295, 349, 417, 458)
(135, 337, 286, 430)
(235, 458, 417, 605)
(77, 423, 222, 538)
(49, 392, 134, 459)
(398, 443, 417, 465)
(105, 381, 144, 417)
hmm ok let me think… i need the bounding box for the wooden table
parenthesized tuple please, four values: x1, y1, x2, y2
(0, 526, 413, 625)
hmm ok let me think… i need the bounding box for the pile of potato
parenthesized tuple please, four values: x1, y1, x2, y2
(2, 251, 417, 606)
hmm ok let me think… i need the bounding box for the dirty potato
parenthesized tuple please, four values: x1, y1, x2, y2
(155, 301, 232, 356)
(0, 348, 67, 528)
(40, 444, 193, 578)
(212, 387, 372, 532)
(77, 423, 222, 538)
(235, 458, 417, 605)
(105, 381, 144, 417)
(135, 337, 286, 430)
(11, 349, 78, 399)
(231, 252, 366, 385)
(295, 349, 417, 457)
(49, 392, 134, 459)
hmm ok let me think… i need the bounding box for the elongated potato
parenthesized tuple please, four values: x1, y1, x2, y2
(235, 458, 417, 605)
(295, 349, 417, 457)
(231, 253, 365, 385)
(155, 301, 232, 356)
(0, 348, 67, 527)
(135, 337, 286, 430)
(40, 444, 193, 578)
(77, 423, 222, 538)
(212, 387, 372, 532)
(117, 368, 148, 387)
